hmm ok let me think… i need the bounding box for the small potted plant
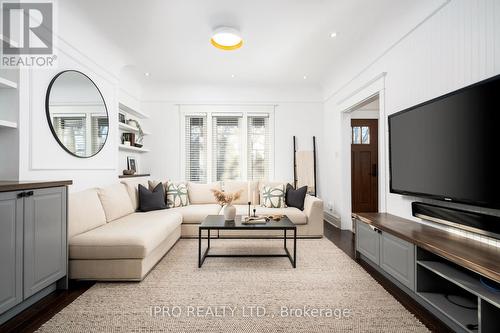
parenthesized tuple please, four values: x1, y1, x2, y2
(211, 189, 242, 221)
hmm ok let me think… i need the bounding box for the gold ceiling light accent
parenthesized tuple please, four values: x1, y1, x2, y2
(210, 27, 243, 51)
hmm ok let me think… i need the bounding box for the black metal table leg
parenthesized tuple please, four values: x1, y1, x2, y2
(293, 227, 297, 268)
(284, 229, 287, 248)
(198, 227, 201, 268)
(199, 228, 211, 268)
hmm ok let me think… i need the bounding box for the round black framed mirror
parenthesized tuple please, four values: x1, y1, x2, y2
(45, 70, 109, 158)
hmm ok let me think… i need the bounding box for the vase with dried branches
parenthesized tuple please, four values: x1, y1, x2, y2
(211, 189, 242, 221)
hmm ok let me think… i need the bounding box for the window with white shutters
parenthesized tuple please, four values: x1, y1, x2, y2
(247, 115, 270, 181)
(91, 115, 109, 154)
(212, 116, 242, 181)
(185, 116, 208, 183)
(52, 116, 87, 156)
(181, 107, 273, 183)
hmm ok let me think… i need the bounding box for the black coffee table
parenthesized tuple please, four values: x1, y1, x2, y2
(198, 215, 297, 268)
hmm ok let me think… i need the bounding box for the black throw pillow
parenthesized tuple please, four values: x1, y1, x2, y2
(138, 183, 167, 212)
(285, 183, 308, 210)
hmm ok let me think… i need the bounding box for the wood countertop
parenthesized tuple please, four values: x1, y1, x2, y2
(0, 180, 73, 192)
(353, 212, 500, 283)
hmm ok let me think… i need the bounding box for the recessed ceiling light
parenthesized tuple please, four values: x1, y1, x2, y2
(330, 32, 337, 38)
(211, 27, 243, 51)
(144, 72, 150, 77)
(231, 74, 235, 78)
(303, 75, 308, 80)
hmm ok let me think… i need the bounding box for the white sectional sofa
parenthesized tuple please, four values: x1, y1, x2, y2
(68, 179, 323, 281)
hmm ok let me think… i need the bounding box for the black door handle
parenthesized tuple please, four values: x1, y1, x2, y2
(372, 164, 378, 177)
(18, 191, 34, 198)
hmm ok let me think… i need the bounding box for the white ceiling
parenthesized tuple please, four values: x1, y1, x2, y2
(66, 0, 445, 88)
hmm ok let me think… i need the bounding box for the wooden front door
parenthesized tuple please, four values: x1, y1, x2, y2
(351, 119, 378, 213)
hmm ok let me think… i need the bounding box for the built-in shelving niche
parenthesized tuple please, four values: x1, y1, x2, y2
(0, 65, 20, 179)
(416, 247, 500, 333)
(118, 102, 151, 153)
(0, 69, 19, 129)
(117, 101, 150, 175)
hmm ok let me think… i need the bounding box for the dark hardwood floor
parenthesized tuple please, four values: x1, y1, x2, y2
(323, 221, 453, 333)
(1, 221, 451, 333)
(0, 281, 94, 333)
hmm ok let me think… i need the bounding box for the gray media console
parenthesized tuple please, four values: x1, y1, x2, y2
(354, 213, 500, 333)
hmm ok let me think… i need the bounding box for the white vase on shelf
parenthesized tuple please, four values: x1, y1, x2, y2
(223, 204, 236, 221)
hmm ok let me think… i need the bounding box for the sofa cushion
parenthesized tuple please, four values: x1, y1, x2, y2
(232, 205, 307, 225)
(166, 182, 190, 208)
(69, 210, 182, 260)
(68, 189, 107, 239)
(149, 179, 167, 190)
(260, 184, 287, 208)
(223, 181, 258, 204)
(138, 183, 167, 212)
(169, 204, 222, 224)
(285, 184, 308, 210)
(121, 178, 150, 210)
(188, 182, 221, 204)
(97, 183, 135, 222)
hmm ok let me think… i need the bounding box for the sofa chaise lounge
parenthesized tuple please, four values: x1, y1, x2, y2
(68, 179, 323, 281)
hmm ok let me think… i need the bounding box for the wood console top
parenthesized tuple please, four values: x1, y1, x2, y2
(353, 212, 500, 283)
(0, 180, 73, 192)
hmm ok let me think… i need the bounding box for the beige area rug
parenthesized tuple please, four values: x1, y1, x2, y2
(37, 238, 429, 332)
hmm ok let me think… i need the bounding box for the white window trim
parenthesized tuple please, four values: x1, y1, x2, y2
(179, 105, 276, 183)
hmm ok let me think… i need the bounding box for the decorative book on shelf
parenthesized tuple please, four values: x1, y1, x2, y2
(122, 132, 135, 145)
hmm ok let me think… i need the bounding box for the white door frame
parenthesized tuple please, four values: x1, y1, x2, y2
(337, 72, 387, 230)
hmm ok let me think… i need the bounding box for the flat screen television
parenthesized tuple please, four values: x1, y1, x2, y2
(389, 74, 500, 209)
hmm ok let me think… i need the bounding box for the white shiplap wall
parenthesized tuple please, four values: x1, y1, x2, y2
(322, 0, 500, 248)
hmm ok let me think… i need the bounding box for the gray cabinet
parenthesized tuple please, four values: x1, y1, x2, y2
(380, 231, 415, 290)
(356, 220, 380, 265)
(0, 185, 68, 323)
(23, 187, 67, 298)
(355, 219, 415, 290)
(0, 192, 23, 314)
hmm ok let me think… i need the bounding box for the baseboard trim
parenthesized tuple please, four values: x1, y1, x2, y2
(324, 211, 341, 228)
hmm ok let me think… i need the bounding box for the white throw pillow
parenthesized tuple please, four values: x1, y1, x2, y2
(166, 182, 190, 208)
(260, 184, 287, 208)
(258, 181, 287, 206)
(97, 183, 135, 222)
(187, 182, 221, 204)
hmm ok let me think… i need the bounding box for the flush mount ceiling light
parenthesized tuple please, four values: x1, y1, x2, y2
(211, 27, 243, 51)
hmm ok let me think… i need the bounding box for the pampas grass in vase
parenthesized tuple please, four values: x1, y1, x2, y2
(211, 189, 242, 221)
